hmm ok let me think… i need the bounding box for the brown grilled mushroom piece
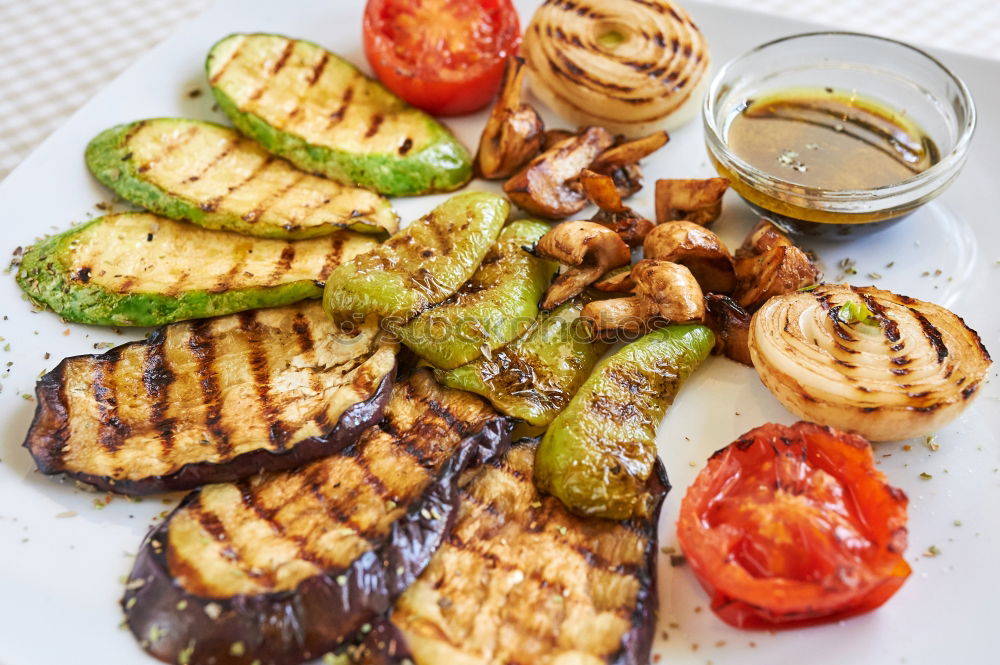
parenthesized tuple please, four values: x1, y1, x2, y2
(704, 293, 753, 366)
(643, 221, 736, 293)
(589, 131, 670, 198)
(580, 169, 656, 247)
(655, 178, 730, 225)
(583, 259, 705, 336)
(592, 265, 636, 293)
(541, 128, 576, 151)
(504, 126, 615, 219)
(536, 221, 631, 310)
(733, 220, 819, 311)
(475, 57, 544, 180)
(632, 259, 706, 323)
(581, 296, 657, 339)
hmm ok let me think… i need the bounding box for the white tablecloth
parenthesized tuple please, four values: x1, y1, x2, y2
(1, 0, 997, 180)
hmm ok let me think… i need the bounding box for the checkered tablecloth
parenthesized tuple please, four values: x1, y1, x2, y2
(1, 0, 998, 181)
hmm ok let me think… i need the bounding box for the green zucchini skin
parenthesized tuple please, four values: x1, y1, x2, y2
(435, 300, 608, 426)
(206, 33, 473, 197)
(399, 219, 558, 369)
(85, 119, 397, 239)
(16, 213, 377, 327)
(534, 325, 715, 520)
(324, 192, 509, 326)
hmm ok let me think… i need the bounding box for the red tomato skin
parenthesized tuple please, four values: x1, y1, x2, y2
(677, 421, 911, 630)
(363, 0, 521, 116)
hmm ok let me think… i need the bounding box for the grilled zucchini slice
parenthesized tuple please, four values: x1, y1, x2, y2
(86, 118, 397, 239)
(399, 219, 558, 370)
(123, 369, 511, 665)
(361, 440, 669, 665)
(23, 301, 397, 494)
(16, 212, 378, 326)
(324, 192, 509, 326)
(207, 33, 472, 197)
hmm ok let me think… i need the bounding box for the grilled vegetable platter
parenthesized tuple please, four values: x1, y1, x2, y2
(1, 2, 998, 665)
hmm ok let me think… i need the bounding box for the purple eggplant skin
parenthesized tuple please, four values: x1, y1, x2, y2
(360, 453, 670, 665)
(123, 411, 512, 665)
(25, 360, 396, 495)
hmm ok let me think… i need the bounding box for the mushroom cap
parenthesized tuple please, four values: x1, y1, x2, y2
(632, 259, 705, 323)
(643, 221, 736, 293)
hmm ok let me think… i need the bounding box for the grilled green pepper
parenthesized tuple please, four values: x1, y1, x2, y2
(207, 34, 472, 197)
(399, 220, 557, 369)
(535, 324, 714, 520)
(436, 300, 608, 426)
(323, 192, 508, 327)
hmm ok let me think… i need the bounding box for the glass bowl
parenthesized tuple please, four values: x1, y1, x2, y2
(703, 32, 975, 238)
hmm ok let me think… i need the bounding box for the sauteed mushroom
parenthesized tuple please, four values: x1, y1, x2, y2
(733, 220, 819, 311)
(580, 169, 655, 247)
(535, 221, 631, 310)
(704, 293, 753, 366)
(655, 177, 730, 225)
(643, 221, 736, 293)
(504, 126, 615, 219)
(475, 57, 545, 180)
(589, 131, 670, 198)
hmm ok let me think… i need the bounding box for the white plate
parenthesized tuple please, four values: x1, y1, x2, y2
(0, 1, 997, 663)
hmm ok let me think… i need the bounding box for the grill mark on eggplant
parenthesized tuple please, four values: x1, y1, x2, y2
(93, 349, 130, 453)
(236, 480, 331, 573)
(240, 311, 290, 450)
(188, 319, 232, 456)
(143, 330, 176, 455)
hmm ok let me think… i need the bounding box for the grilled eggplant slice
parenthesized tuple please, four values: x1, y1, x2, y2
(361, 440, 669, 665)
(207, 33, 472, 197)
(16, 212, 377, 326)
(23, 301, 397, 494)
(436, 300, 608, 427)
(123, 369, 511, 665)
(86, 118, 397, 239)
(324, 192, 508, 327)
(399, 220, 558, 369)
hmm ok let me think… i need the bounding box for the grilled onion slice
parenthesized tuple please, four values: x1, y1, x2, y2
(522, 0, 710, 135)
(749, 285, 992, 441)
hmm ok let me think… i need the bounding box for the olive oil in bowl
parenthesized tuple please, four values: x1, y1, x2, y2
(702, 33, 975, 238)
(728, 87, 939, 190)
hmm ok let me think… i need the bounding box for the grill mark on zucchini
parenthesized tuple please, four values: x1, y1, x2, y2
(186, 140, 236, 186)
(365, 113, 385, 139)
(309, 52, 330, 86)
(188, 319, 232, 457)
(242, 172, 308, 224)
(137, 124, 199, 174)
(208, 39, 244, 84)
(269, 245, 296, 281)
(144, 331, 177, 455)
(327, 85, 355, 128)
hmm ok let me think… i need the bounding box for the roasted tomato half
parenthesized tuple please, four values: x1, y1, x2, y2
(363, 0, 521, 116)
(677, 421, 911, 629)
